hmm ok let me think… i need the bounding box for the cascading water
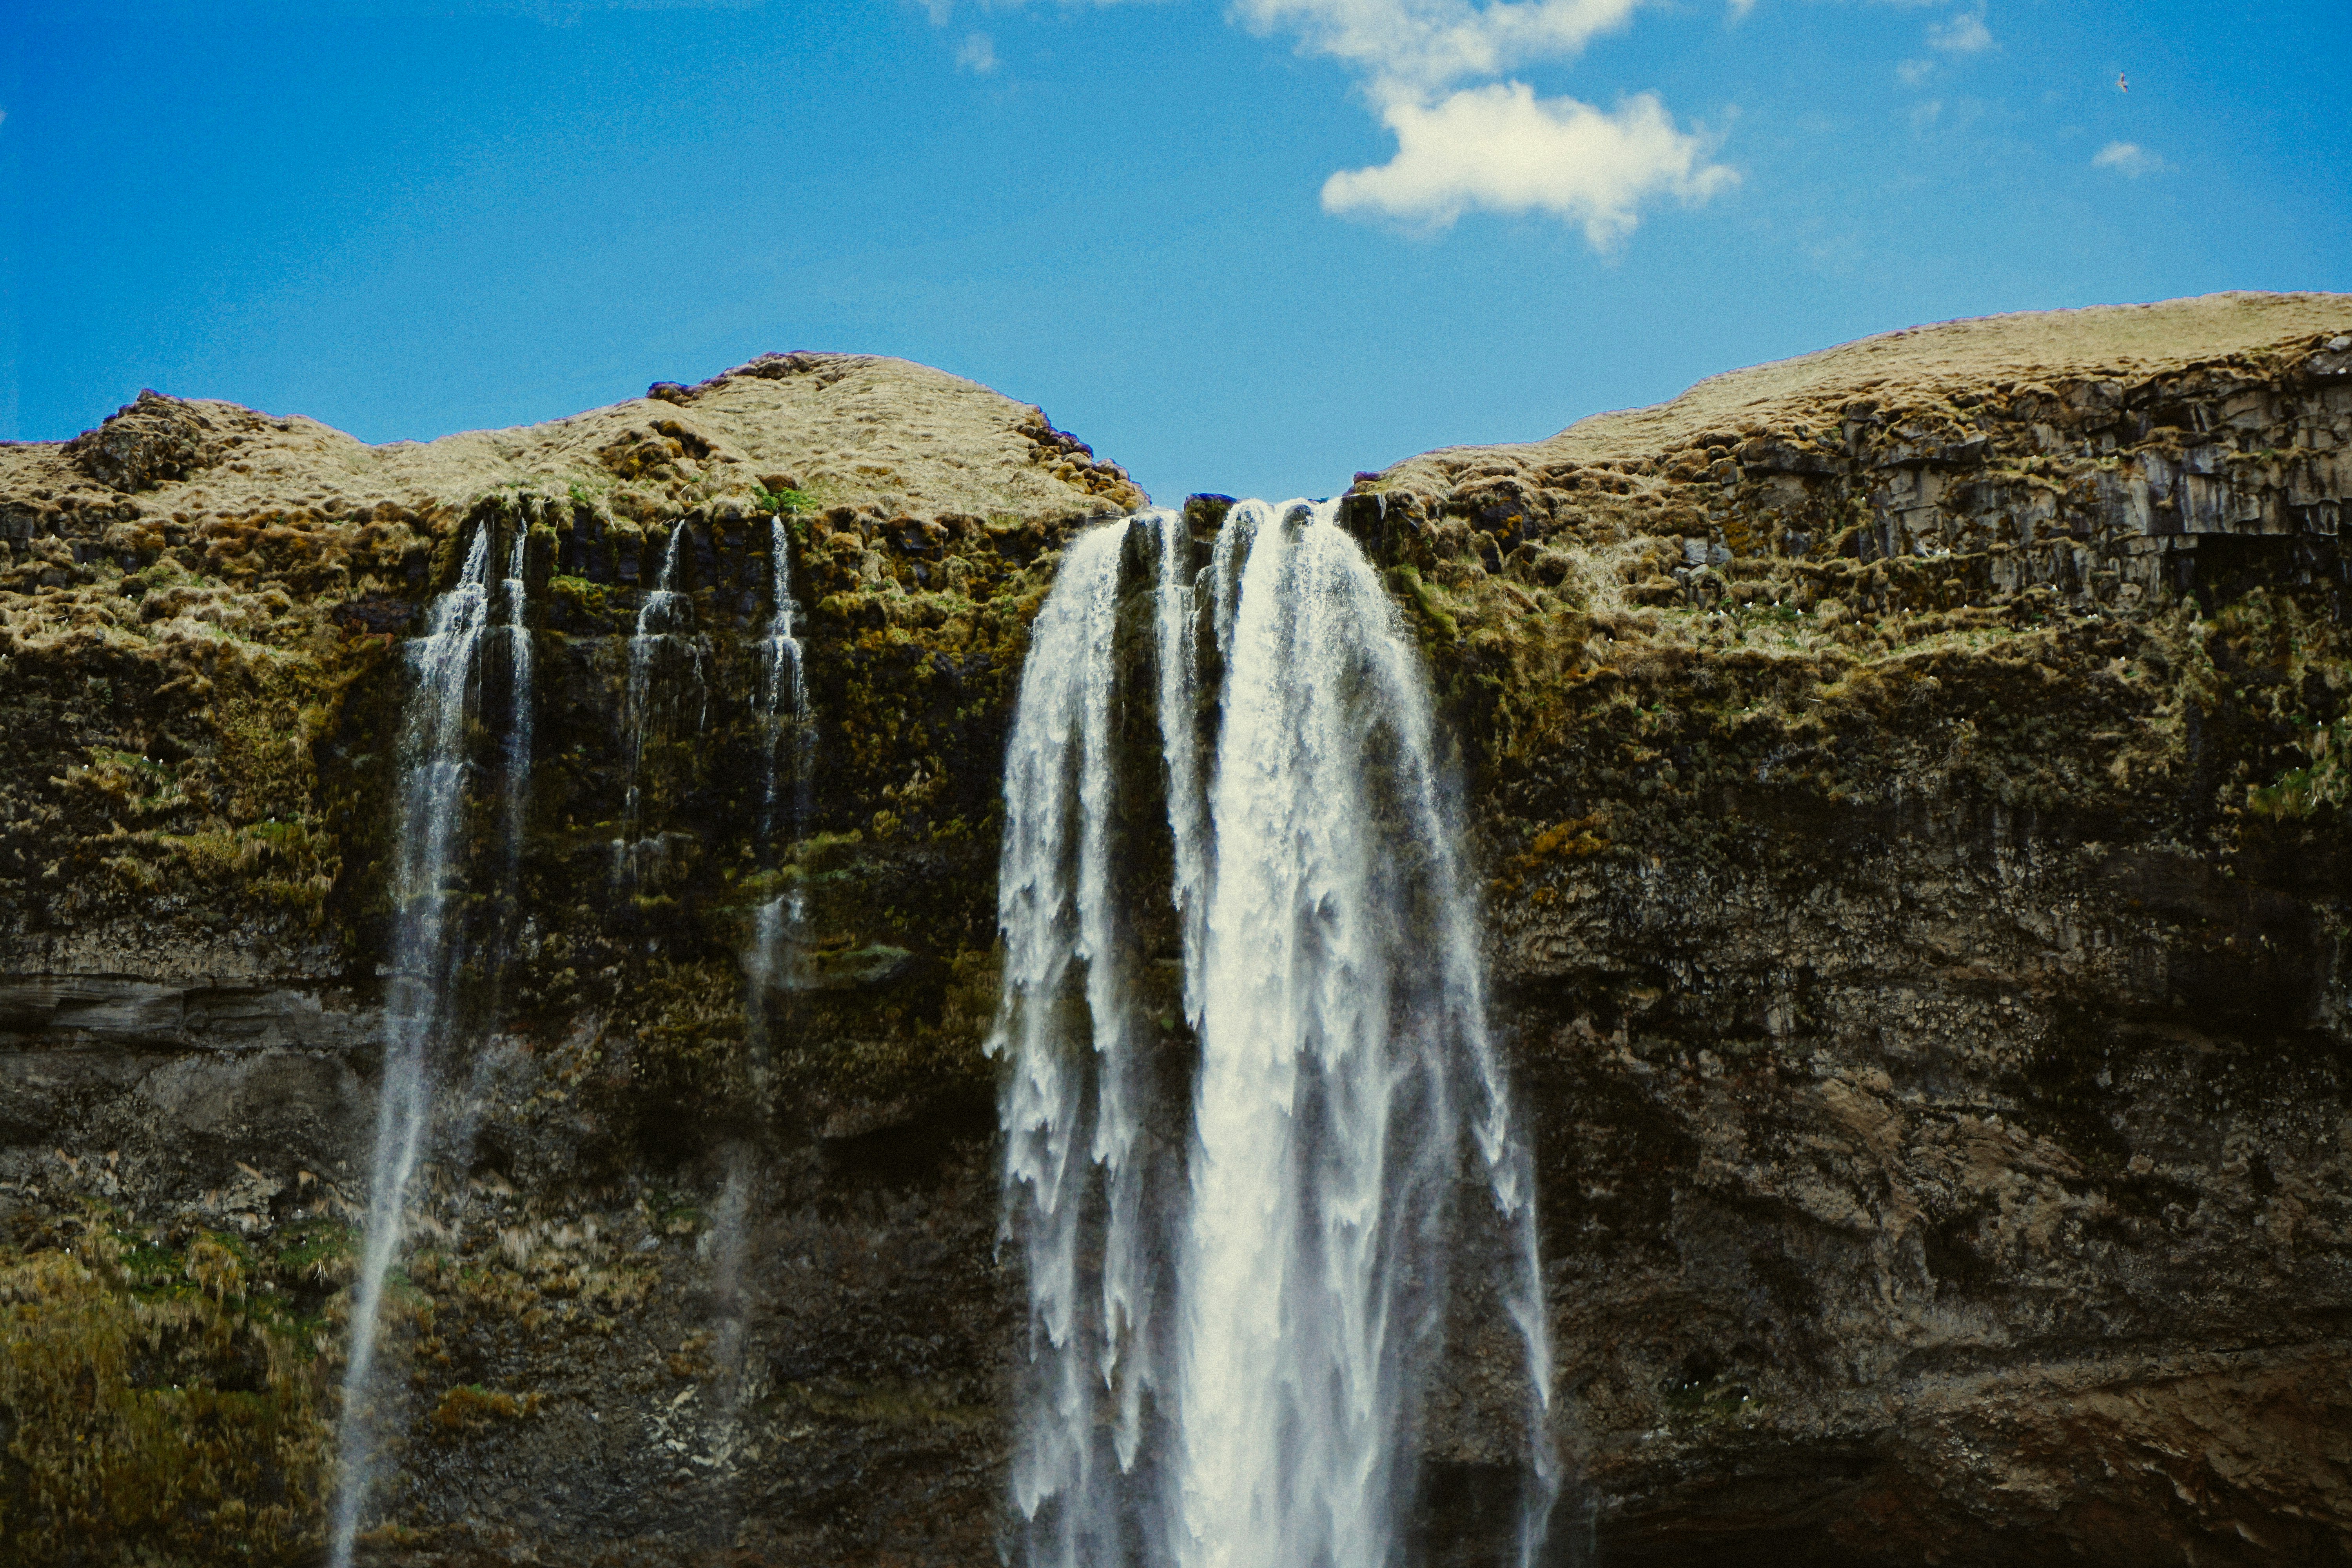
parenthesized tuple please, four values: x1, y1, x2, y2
(995, 520, 1175, 1568)
(1153, 511, 1212, 1029)
(1178, 500, 1555, 1568)
(499, 531, 534, 896)
(734, 519, 814, 1223)
(751, 515, 815, 993)
(701, 515, 816, 1528)
(496, 532, 535, 979)
(331, 523, 532, 1568)
(992, 502, 1555, 1568)
(617, 521, 702, 880)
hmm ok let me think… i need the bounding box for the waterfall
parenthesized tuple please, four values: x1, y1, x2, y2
(331, 524, 505, 1568)
(750, 515, 814, 996)
(760, 517, 812, 842)
(994, 519, 1169, 1568)
(993, 503, 1555, 1568)
(1175, 500, 1554, 1567)
(1152, 510, 1212, 1030)
(699, 515, 816, 1535)
(499, 530, 534, 955)
(617, 521, 700, 880)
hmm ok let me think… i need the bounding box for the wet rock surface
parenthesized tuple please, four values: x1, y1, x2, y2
(3, 296, 2352, 1565)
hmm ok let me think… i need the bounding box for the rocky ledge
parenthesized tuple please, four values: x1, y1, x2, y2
(3, 293, 2350, 1567)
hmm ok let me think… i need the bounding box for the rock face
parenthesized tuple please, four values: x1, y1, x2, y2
(0, 354, 1136, 1567)
(3, 295, 2351, 1567)
(1363, 292, 2352, 1566)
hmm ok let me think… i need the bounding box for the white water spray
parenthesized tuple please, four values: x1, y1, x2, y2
(994, 521, 1176, 1568)
(330, 526, 505, 1568)
(1152, 511, 1212, 1029)
(993, 503, 1555, 1568)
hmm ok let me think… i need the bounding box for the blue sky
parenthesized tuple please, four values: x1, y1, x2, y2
(4, 0, 2347, 501)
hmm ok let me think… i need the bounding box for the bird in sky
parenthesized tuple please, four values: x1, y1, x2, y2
(2118, 72, 2129, 92)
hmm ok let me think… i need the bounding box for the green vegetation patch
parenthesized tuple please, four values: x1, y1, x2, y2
(0, 1219, 332, 1566)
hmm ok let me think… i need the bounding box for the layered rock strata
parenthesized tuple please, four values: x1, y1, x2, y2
(1, 293, 2348, 1566)
(1358, 290, 2352, 1566)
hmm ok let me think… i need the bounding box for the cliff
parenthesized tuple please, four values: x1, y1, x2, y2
(0, 352, 1138, 1566)
(3, 294, 2350, 1566)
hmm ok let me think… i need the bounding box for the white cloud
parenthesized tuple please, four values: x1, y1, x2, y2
(918, 0, 1730, 246)
(2092, 140, 2170, 177)
(1927, 6, 1991, 54)
(1895, 57, 1933, 85)
(955, 30, 998, 72)
(1244, 0, 1737, 244)
(1235, 0, 1648, 99)
(1322, 83, 1736, 244)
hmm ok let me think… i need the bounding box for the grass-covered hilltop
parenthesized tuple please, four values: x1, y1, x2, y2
(5, 292, 2351, 1566)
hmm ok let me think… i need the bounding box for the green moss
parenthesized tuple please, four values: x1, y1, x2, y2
(597, 960, 756, 1125)
(274, 1221, 359, 1285)
(2247, 717, 2352, 819)
(751, 484, 820, 515)
(548, 573, 610, 618)
(1660, 1370, 1765, 1426)
(0, 1222, 332, 1566)
(1387, 563, 1460, 643)
(808, 943, 913, 985)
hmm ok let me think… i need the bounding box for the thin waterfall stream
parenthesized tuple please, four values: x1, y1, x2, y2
(330, 522, 533, 1568)
(709, 514, 816, 1486)
(617, 521, 703, 882)
(751, 515, 815, 999)
(499, 530, 534, 945)
(993, 502, 1555, 1568)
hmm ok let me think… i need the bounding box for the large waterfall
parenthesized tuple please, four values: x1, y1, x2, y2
(996, 519, 1173, 1568)
(331, 523, 533, 1568)
(993, 502, 1555, 1568)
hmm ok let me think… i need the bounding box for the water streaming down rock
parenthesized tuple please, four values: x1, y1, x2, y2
(617, 521, 702, 880)
(698, 517, 816, 1544)
(497, 531, 534, 961)
(992, 503, 1555, 1568)
(1177, 500, 1554, 1568)
(1152, 510, 1213, 1030)
(330, 525, 519, 1568)
(734, 519, 814, 1271)
(994, 520, 1179, 1568)
(751, 515, 816, 993)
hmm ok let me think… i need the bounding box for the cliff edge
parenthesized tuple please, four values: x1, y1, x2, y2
(4, 297, 2350, 1567)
